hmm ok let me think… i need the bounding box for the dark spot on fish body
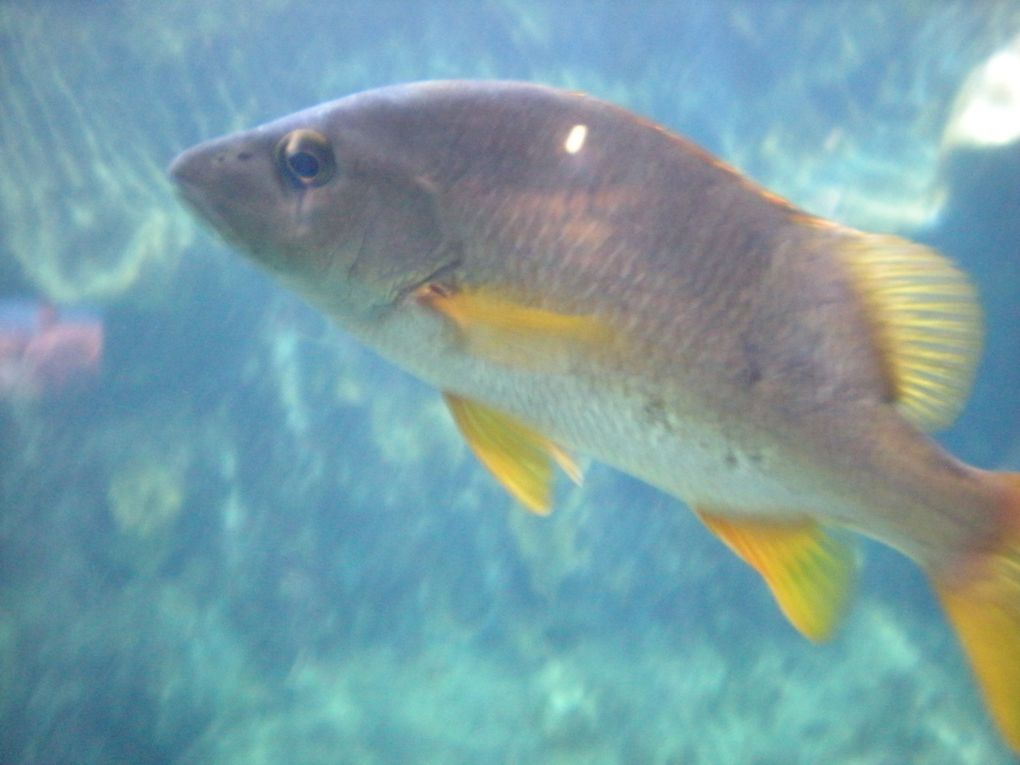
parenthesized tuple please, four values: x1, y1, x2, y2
(738, 338, 765, 388)
(641, 395, 669, 430)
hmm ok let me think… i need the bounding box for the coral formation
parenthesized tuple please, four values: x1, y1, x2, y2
(107, 456, 187, 539)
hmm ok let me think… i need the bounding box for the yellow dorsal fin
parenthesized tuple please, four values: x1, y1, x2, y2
(418, 284, 610, 370)
(443, 393, 580, 515)
(838, 233, 982, 431)
(697, 511, 856, 642)
(936, 473, 1020, 753)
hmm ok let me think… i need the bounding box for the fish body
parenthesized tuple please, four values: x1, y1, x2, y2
(170, 81, 1020, 750)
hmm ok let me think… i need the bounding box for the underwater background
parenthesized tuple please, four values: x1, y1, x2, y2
(2, 1, 1020, 763)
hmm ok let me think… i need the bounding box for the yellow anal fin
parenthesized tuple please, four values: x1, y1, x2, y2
(837, 232, 982, 432)
(418, 284, 610, 370)
(444, 393, 581, 515)
(936, 473, 1020, 753)
(697, 511, 856, 642)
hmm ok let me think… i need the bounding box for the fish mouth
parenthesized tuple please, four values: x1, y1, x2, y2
(168, 150, 215, 221)
(169, 175, 232, 242)
(167, 146, 207, 198)
(168, 148, 260, 252)
(167, 149, 191, 185)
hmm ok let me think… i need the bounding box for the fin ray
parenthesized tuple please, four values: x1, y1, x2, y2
(419, 285, 609, 370)
(443, 393, 580, 514)
(838, 233, 982, 432)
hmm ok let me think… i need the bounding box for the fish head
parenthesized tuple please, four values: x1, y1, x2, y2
(168, 89, 453, 321)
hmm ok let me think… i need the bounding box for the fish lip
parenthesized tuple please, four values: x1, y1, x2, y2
(167, 150, 207, 211)
(167, 147, 242, 235)
(167, 150, 187, 183)
(167, 155, 244, 251)
(168, 150, 282, 267)
(167, 147, 200, 189)
(168, 174, 216, 231)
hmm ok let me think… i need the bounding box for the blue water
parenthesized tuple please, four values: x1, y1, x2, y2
(1, 1, 1019, 763)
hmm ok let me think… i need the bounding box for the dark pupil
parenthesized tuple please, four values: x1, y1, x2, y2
(288, 151, 320, 178)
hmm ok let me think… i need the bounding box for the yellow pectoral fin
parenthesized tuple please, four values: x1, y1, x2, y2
(837, 233, 982, 432)
(444, 393, 581, 515)
(419, 284, 610, 370)
(698, 511, 856, 642)
(936, 473, 1020, 753)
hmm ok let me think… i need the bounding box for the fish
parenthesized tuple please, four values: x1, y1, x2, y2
(169, 80, 1020, 750)
(0, 298, 103, 401)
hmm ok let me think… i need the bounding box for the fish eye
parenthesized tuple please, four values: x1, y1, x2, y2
(276, 129, 336, 188)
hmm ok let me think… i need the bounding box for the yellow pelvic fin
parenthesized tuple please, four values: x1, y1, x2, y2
(936, 473, 1020, 753)
(697, 511, 856, 642)
(838, 232, 982, 432)
(418, 284, 610, 370)
(443, 393, 581, 515)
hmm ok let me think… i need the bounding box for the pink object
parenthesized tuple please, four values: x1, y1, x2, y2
(0, 300, 103, 401)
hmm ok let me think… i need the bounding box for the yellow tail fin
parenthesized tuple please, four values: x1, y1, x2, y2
(936, 473, 1020, 753)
